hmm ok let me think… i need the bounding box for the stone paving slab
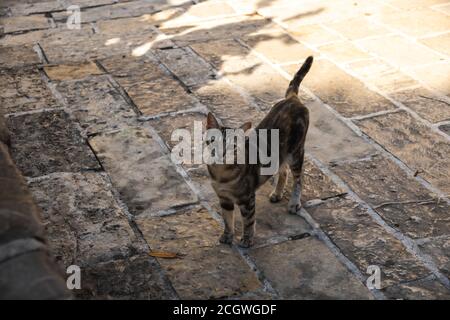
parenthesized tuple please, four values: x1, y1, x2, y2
(408, 62, 450, 96)
(55, 75, 138, 135)
(155, 47, 216, 87)
(192, 79, 264, 126)
(7, 110, 100, 177)
(9, 0, 117, 16)
(241, 30, 314, 64)
(0, 45, 40, 68)
(0, 15, 49, 33)
(318, 41, 371, 64)
(136, 206, 263, 299)
(379, 7, 450, 37)
(348, 59, 420, 94)
(418, 236, 450, 280)
(100, 55, 199, 116)
(76, 254, 177, 299)
(383, 276, 450, 300)
(89, 127, 197, 216)
(420, 32, 450, 57)
(159, 15, 270, 46)
(28, 172, 146, 268)
(355, 111, 450, 194)
(389, 87, 450, 123)
(304, 99, 377, 164)
(356, 35, 444, 69)
(249, 236, 373, 299)
(285, 60, 396, 117)
(307, 196, 430, 287)
(51, 0, 188, 24)
(0, 67, 59, 114)
(331, 155, 450, 239)
(44, 62, 104, 81)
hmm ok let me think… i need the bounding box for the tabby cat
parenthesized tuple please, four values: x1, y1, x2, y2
(206, 56, 313, 248)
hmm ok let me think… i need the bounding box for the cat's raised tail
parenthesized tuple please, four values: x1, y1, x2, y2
(285, 56, 313, 99)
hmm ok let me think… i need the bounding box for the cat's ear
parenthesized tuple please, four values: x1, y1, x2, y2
(240, 122, 252, 132)
(206, 112, 220, 129)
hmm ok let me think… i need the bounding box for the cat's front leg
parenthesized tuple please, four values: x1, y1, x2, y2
(219, 198, 235, 245)
(239, 193, 256, 248)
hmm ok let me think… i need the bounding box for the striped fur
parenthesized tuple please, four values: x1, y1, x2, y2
(207, 56, 313, 248)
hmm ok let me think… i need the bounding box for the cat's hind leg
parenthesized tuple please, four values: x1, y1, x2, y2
(288, 149, 305, 214)
(269, 164, 288, 203)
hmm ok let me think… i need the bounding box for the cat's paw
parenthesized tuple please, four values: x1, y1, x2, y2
(288, 203, 301, 214)
(269, 192, 282, 203)
(238, 237, 254, 248)
(219, 233, 233, 245)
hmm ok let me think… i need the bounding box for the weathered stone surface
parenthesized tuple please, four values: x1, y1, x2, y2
(0, 249, 70, 299)
(348, 59, 419, 93)
(307, 196, 430, 287)
(76, 254, 177, 300)
(420, 32, 450, 57)
(383, 276, 450, 300)
(155, 47, 216, 87)
(382, 0, 449, 10)
(0, 45, 40, 68)
(100, 55, 199, 116)
(390, 87, 450, 123)
(148, 112, 206, 151)
(9, 0, 116, 16)
(241, 31, 314, 64)
(249, 236, 373, 299)
(89, 128, 197, 215)
(0, 15, 49, 33)
(418, 236, 450, 279)
(0, 67, 59, 114)
(318, 41, 371, 63)
(44, 62, 104, 81)
(408, 62, 450, 96)
(136, 206, 263, 299)
(379, 7, 450, 37)
(325, 16, 390, 40)
(51, 0, 181, 23)
(28, 172, 146, 268)
(288, 24, 340, 46)
(0, 143, 45, 244)
(357, 35, 443, 69)
(192, 80, 264, 126)
(56, 75, 138, 135)
(7, 110, 100, 177)
(289, 158, 346, 202)
(285, 60, 396, 117)
(159, 15, 270, 46)
(332, 155, 450, 239)
(355, 111, 450, 194)
(304, 99, 377, 163)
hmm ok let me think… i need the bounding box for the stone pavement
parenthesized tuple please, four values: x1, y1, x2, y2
(1, 0, 450, 299)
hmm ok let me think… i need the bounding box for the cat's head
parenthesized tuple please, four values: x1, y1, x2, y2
(205, 112, 251, 170)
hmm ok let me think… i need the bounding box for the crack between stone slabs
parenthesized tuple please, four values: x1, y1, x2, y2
(307, 153, 450, 290)
(296, 206, 386, 300)
(33, 43, 49, 64)
(349, 108, 403, 121)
